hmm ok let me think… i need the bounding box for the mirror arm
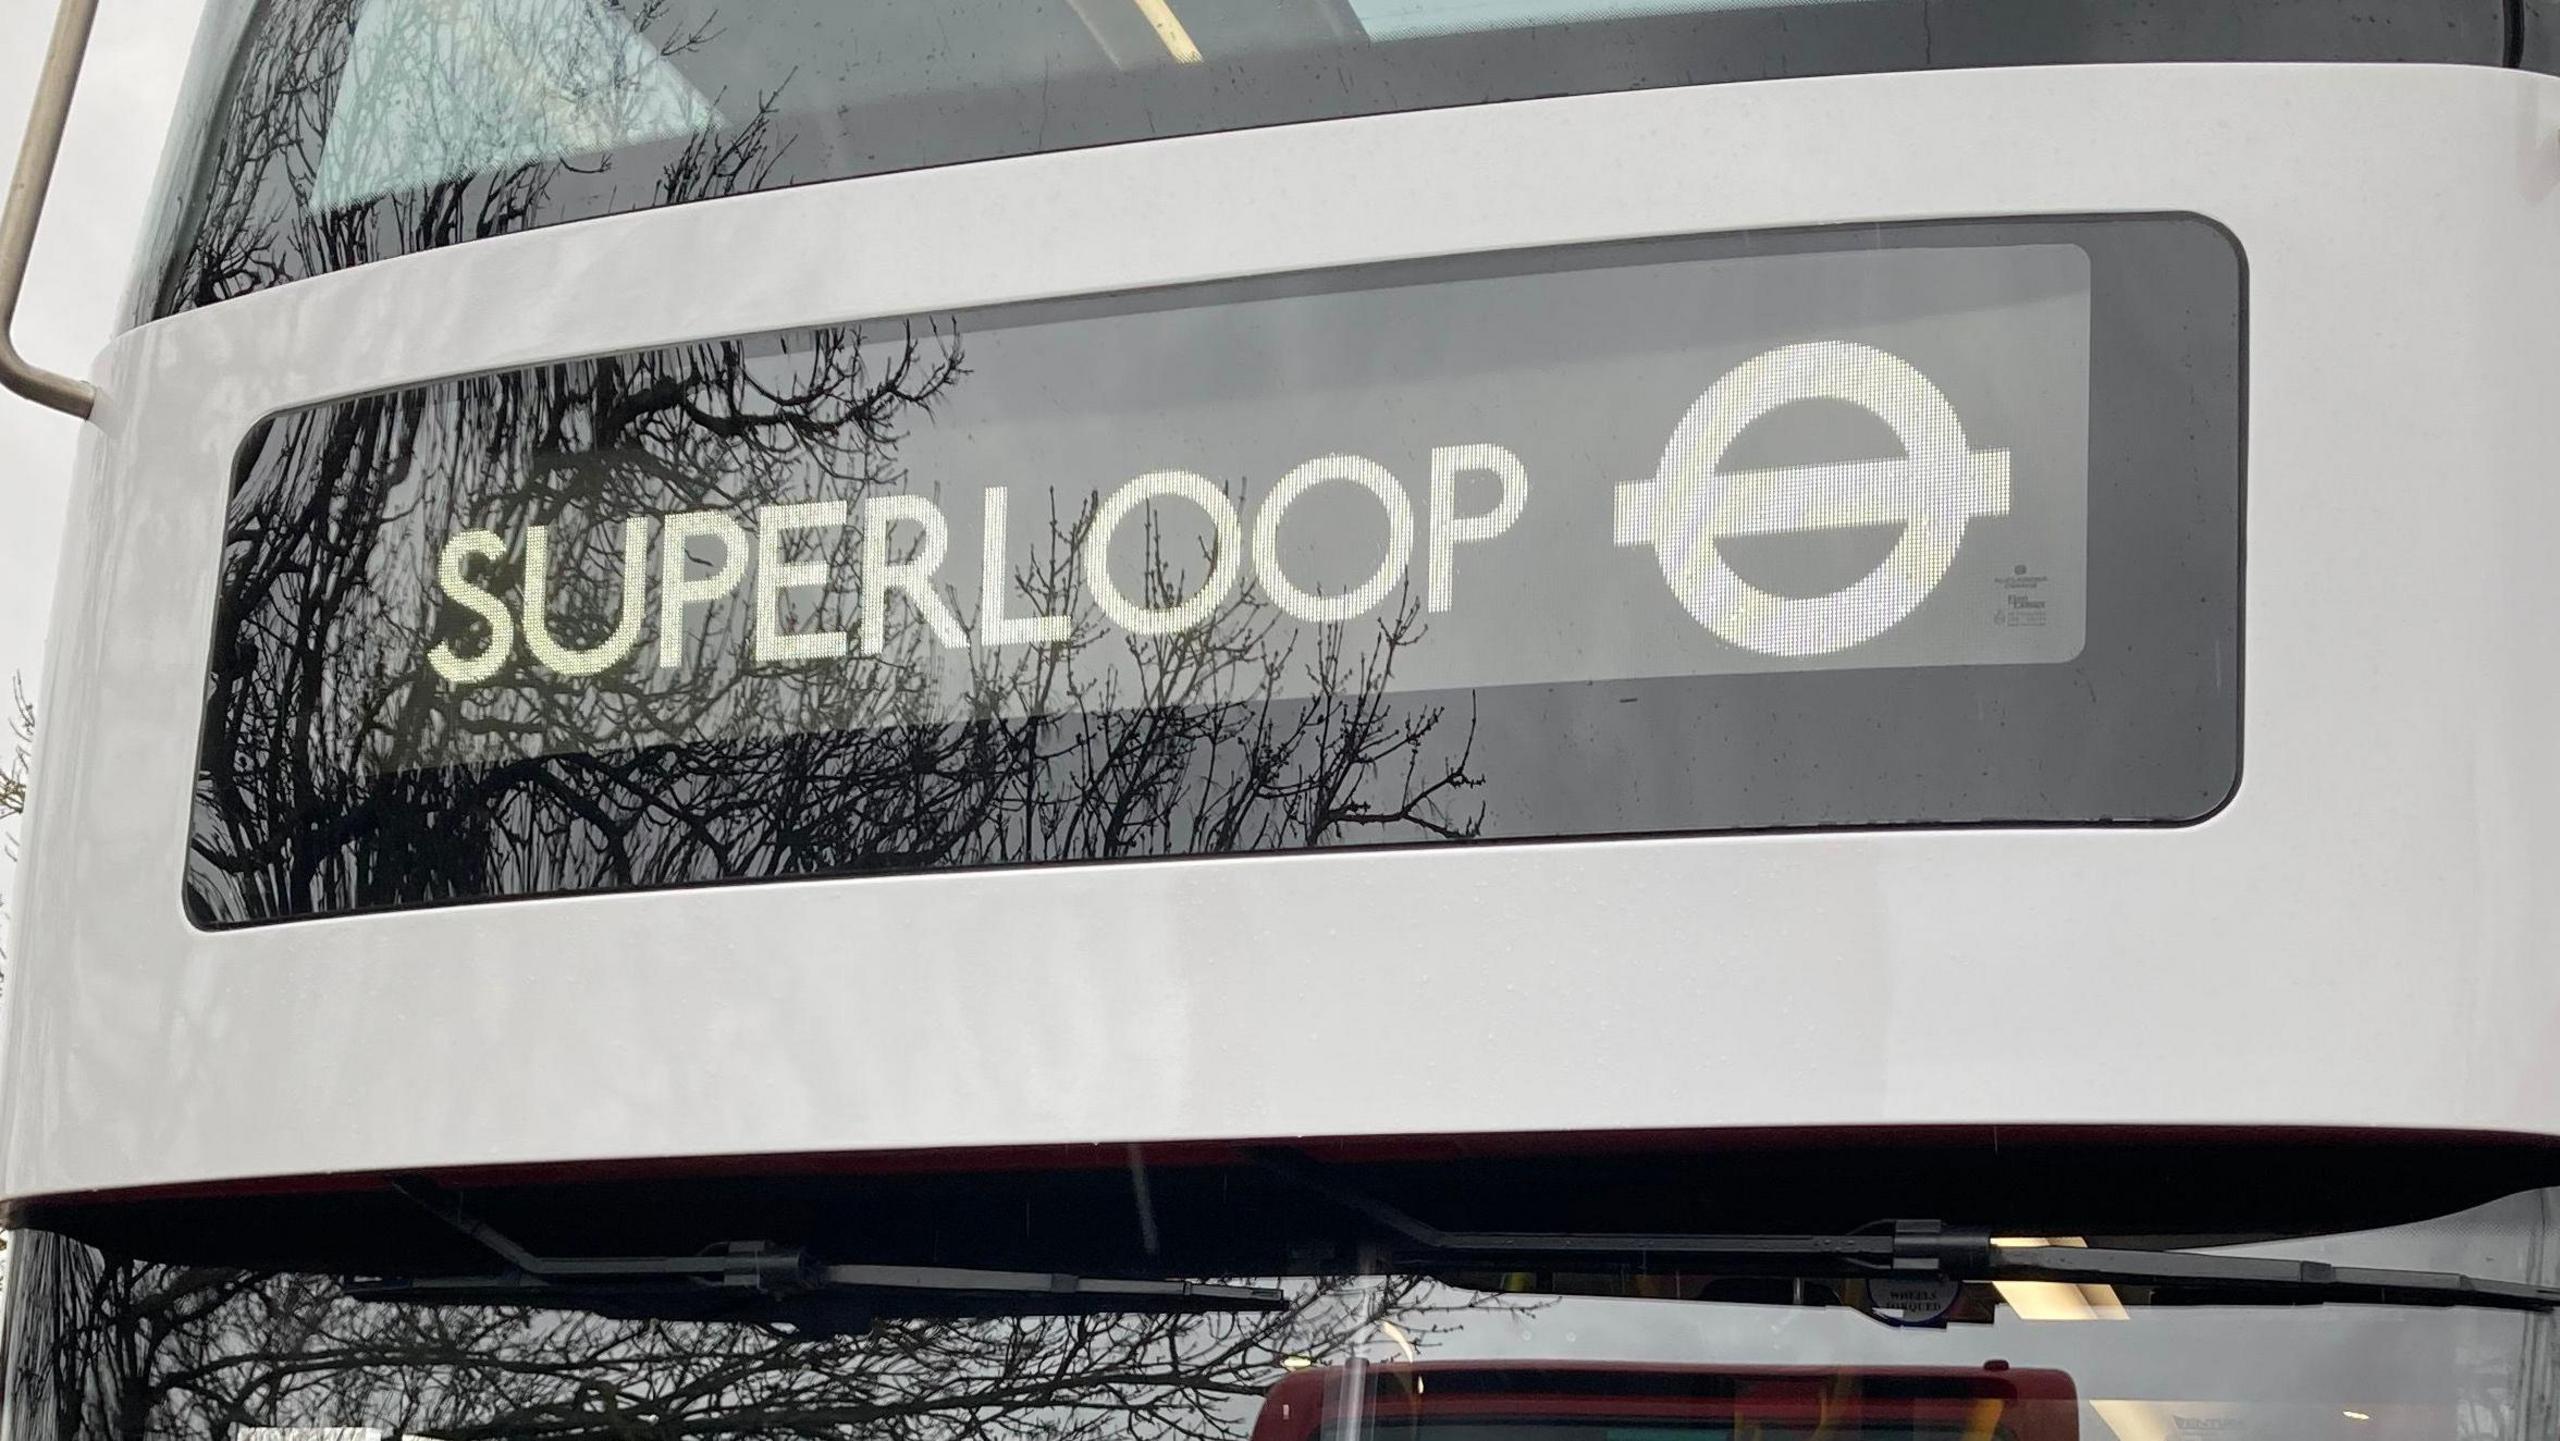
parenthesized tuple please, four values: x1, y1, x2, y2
(0, 0, 102, 420)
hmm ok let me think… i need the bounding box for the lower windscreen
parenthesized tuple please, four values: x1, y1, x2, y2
(187, 215, 2241, 926)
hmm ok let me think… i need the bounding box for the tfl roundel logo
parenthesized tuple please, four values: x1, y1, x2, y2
(1611, 341, 2011, 658)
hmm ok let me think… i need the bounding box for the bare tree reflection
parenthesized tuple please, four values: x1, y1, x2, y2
(173, 0, 1483, 923)
(156, 0, 777, 316)
(188, 305, 1485, 923)
(8, 1233, 1504, 1441)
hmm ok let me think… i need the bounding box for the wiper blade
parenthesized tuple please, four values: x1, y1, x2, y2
(350, 1178, 1284, 1325)
(1255, 1151, 2560, 1315)
(1984, 1238, 2560, 1314)
(343, 1262, 1285, 1322)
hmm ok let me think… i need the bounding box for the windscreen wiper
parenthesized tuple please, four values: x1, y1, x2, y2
(344, 1178, 1284, 1327)
(1254, 1151, 2560, 1315)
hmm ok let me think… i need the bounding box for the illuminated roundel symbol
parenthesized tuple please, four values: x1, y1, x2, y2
(1611, 340, 2012, 658)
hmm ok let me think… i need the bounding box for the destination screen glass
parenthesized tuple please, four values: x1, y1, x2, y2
(186, 215, 2241, 925)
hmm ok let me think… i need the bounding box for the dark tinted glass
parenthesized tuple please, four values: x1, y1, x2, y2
(186, 216, 2239, 926)
(5, 1170, 2556, 1441)
(148, 0, 2487, 317)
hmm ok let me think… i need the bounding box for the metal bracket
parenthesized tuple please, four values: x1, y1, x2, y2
(0, 0, 102, 419)
(390, 1176, 814, 1288)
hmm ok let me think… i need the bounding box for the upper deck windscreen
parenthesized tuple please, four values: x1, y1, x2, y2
(146, 0, 2492, 317)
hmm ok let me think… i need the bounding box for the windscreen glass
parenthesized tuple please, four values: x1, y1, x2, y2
(148, 0, 2486, 316)
(185, 215, 2239, 926)
(3, 1178, 2553, 1441)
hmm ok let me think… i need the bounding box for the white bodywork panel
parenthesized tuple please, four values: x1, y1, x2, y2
(5, 62, 2557, 1200)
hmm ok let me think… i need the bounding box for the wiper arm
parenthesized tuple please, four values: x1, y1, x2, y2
(1985, 1238, 2560, 1314)
(342, 1262, 1287, 1321)
(349, 1178, 1284, 1325)
(1254, 1151, 2560, 1315)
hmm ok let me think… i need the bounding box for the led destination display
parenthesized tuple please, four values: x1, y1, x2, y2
(413, 249, 2090, 766)
(188, 218, 2241, 924)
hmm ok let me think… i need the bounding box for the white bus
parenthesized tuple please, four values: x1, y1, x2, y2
(2, 0, 2557, 1436)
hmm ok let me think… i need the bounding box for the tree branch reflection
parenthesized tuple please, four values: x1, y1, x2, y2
(189, 303, 1485, 922)
(9, 1232, 1519, 1441)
